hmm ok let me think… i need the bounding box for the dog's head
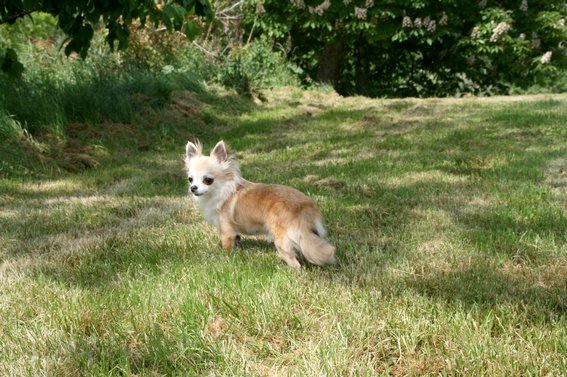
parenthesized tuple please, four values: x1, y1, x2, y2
(184, 140, 239, 197)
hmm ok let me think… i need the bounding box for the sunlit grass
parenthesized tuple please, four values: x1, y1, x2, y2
(1, 89, 566, 375)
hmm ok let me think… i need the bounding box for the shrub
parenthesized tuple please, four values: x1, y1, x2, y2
(217, 38, 299, 96)
(243, 0, 567, 97)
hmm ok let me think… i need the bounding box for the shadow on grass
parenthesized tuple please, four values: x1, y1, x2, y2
(235, 237, 274, 250)
(291, 102, 567, 320)
(68, 326, 224, 376)
(404, 262, 567, 322)
(319, 177, 567, 320)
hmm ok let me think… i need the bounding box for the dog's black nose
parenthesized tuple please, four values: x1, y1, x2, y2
(190, 185, 198, 193)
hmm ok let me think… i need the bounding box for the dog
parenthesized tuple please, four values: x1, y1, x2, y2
(184, 140, 336, 269)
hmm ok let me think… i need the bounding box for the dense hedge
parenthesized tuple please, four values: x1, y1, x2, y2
(242, 0, 567, 97)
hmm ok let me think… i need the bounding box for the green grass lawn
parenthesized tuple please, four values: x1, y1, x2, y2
(1, 88, 566, 376)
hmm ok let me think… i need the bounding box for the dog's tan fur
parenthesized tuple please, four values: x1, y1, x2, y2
(185, 140, 336, 269)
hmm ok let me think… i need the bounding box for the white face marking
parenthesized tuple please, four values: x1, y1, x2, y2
(188, 174, 215, 196)
(188, 157, 218, 197)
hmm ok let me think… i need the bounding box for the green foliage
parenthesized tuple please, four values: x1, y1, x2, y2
(0, 0, 212, 76)
(0, 17, 230, 178)
(243, 0, 567, 97)
(121, 22, 212, 80)
(0, 10, 58, 44)
(0, 108, 22, 140)
(217, 38, 299, 96)
(218, 52, 252, 96)
(0, 47, 22, 75)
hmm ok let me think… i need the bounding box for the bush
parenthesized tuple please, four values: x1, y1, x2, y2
(217, 38, 299, 96)
(244, 0, 567, 97)
(121, 23, 214, 81)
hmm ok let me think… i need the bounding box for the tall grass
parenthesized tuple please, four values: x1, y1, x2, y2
(0, 61, 206, 135)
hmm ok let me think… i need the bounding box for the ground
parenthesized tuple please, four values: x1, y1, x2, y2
(1, 88, 566, 376)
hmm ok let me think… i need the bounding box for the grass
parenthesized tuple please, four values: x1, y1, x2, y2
(1, 86, 567, 376)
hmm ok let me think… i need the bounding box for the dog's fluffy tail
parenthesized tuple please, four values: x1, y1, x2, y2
(295, 215, 336, 266)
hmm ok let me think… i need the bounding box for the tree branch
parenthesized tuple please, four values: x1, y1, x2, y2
(0, 9, 39, 25)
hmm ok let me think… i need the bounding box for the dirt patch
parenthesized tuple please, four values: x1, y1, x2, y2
(159, 90, 208, 129)
(303, 175, 345, 190)
(298, 104, 325, 116)
(59, 124, 106, 171)
(206, 317, 228, 338)
(62, 146, 99, 171)
(67, 122, 99, 139)
(31, 124, 104, 172)
(168, 90, 204, 117)
(131, 92, 152, 104)
(100, 122, 135, 137)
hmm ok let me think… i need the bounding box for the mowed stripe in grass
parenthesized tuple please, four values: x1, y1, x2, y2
(1, 90, 566, 375)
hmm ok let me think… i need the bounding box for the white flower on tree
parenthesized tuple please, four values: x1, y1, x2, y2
(520, 0, 528, 12)
(439, 12, 448, 26)
(354, 7, 367, 19)
(490, 22, 510, 42)
(290, 0, 305, 9)
(308, 0, 331, 16)
(540, 51, 552, 64)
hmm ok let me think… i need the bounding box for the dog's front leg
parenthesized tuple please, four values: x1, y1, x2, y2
(221, 233, 236, 250)
(219, 216, 237, 251)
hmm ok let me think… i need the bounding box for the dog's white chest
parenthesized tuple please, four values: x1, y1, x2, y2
(195, 197, 221, 230)
(203, 206, 220, 229)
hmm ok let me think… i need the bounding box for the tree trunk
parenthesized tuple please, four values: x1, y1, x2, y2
(355, 42, 370, 96)
(316, 40, 345, 88)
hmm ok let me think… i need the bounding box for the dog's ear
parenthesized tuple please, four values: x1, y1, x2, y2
(185, 140, 202, 160)
(211, 140, 228, 163)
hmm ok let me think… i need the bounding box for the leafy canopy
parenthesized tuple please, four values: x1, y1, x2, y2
(0, 0, 212, 76)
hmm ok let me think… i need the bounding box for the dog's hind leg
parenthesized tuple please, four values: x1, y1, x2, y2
(274, 237, 301, 270)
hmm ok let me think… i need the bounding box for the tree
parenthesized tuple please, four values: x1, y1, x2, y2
(0, 0, 212, 75)
(242, 0, 567, 97)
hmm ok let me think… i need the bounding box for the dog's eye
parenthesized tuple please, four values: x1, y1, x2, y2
(188, 177, 193, 183)
(203, 177, 214, 185)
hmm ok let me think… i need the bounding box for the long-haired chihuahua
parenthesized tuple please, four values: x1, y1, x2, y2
(184, 140, 336, 269)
